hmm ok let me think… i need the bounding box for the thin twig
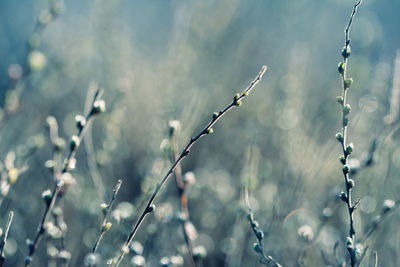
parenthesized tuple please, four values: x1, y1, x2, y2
(0, 211, 14, 267)
(113, 66, 267, 266)
(335, 1, 363, 266)
(25, 89, 105, 266)
(91, 179, 122, 262)
(244, 188, 281, 267)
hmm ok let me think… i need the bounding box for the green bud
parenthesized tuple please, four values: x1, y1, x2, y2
(42, 189, 52, 205)
(346, 237, 353, 248)
(343, 165, 350, 174)
(339, 192, 347, 202)
(212, 112, 219, 120)
(75, 115, 86, 130)
(146, 204, 156, 213)
(339, 155, 346, 165)
(344, 78, 353, 89)
(253, 243, 262, 253)
(243, 91, 249, 96)
(345, 143, 354, 154)
(338, 62, 346, 74)
(206, 128, 213, 134)
(335, 133, 343, 142)
(336, 96, 344, 105)
(234, 93, 240, 101)
(70, 135, 80, 150)
(92, 100, 106, 115)
(256, 229, 264, 240)
(102, 222, 112, 232)
(235, 100, 242, 107)
(347, 179, 355, 189)
(251, 220, 259, 228)
(342, 45, 351, 58)
(343, 104, 351, 116)
(100, 203, 108, 215)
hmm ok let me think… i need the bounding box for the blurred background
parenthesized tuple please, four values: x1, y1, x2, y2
(0, 0, 399, 266)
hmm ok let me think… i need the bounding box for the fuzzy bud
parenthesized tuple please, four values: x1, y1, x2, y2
(343, 165, 350, 174)
(342, 45, 351, 58)
(347, 179, 355, 189)
(344, 78, 353, 89)
(382, 199, 395, 213)
(338, 62, 346, 74)
(146, 204, 155, 213)
(42, 189, 52, 205)
(343, 104, 351, 116)
(339, 155, 346, 165)
(339, 192, 348, 202)
(75, 115, 86, 130)
(92, 100, 106, 115)
(256, 229, 264, 240)
(70, 135, 80, 150)
(335, 133, 343, 142)
(100, 203, 108, 215)
(345, 143, 354, 155)
(253, 243, 262, 253)
(102, 222, 112, 232)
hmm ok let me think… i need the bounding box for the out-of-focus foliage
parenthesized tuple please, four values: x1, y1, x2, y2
(0, 0, 400, 266)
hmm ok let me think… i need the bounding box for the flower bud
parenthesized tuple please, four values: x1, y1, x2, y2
(345, 143, 354, 155)
(344, 78, 353, 89)
(42, 189, 53, 205)
(206, 128, 213, 134)
(346, 237, 353, 248)
(343, 104, 351, 116)
(339, 192, 347, 202)
(256, 229, 264, 240)
(336, 133, 343, 142)
(102, 222, 112, 232)
(338, 62, 346, 74)
(146, 204, 156, 213)
(336, 96, 344, 105)
(100, 203, 108, 215)
(347, 179, 355, 189)
(339, 155, 346, 165)
(92, 100, 106, 115)
(253, 243, 262, 253)
(343, 165, 350, 174)
(382, 199, 395, 213)
(70, 135, 80, 150)
(342, 45, 351, 58)
(212, 112, 219, 120)
(75, 115, 86, 130)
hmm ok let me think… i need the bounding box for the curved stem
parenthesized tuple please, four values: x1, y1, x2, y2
(113, 66, 267, 267)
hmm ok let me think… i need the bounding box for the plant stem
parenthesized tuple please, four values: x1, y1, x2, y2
(113, 66, 267, 267)
(0, 211, 14, 267)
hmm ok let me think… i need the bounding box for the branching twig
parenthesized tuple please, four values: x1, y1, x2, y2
(244, 188, 281, 267)
(90, 179, 122, 263)
(0, 211, 14, 267)
(113, 66, 267, 266)
(335, 1, 363, 266)
(25, 89, 106, 266)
